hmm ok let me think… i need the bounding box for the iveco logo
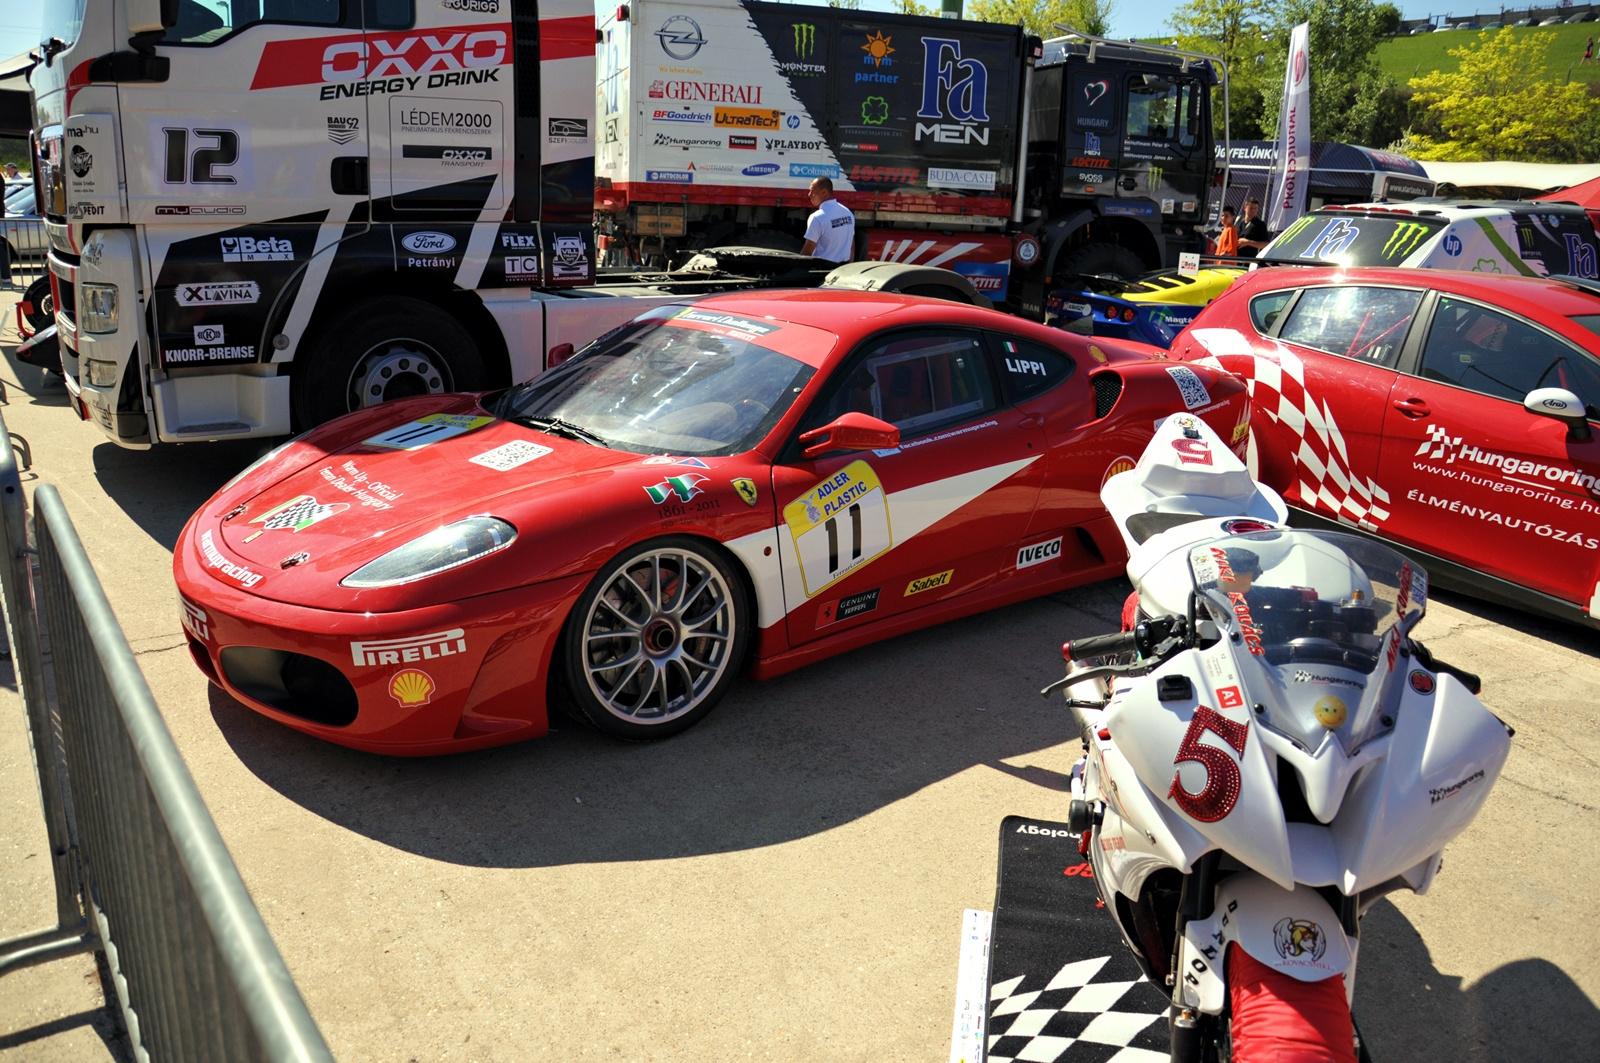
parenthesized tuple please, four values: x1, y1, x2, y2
(401, 231, 456, 254)
(656, 15, 705, 61)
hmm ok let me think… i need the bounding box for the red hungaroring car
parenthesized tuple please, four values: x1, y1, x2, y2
(1169, 267, 1600, 627)
(176, 291, 1248, 753)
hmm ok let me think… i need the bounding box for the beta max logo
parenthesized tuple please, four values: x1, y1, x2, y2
(249, 24, 509, 90)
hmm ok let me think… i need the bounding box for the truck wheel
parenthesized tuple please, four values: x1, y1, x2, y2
(1056, 242, 1147, 283)
(21, 276, 53, 332)
(293, 296, 487, 428)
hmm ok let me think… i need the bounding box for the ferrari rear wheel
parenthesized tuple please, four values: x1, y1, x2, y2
(563, 537, 750, 740)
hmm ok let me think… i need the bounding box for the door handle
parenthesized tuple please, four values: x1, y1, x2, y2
(1392, 398, 1431, 418)
(1017, 414, 1042, 429)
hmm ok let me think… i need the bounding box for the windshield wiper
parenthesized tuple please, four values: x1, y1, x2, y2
(515, 415, 608, 447)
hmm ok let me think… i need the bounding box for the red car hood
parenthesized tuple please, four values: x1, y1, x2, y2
(212, 407, 639, 607)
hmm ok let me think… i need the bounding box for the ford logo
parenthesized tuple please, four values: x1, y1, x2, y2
(401, 231, 457, 254)
(742, 162, 779, 176)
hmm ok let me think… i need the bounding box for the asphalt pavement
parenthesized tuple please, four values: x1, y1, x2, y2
(1, 288, 1596, 1062)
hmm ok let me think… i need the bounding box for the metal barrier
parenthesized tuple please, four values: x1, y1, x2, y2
(0, 417, 335, 1062)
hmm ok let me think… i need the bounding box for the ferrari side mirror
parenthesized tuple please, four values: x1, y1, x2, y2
(799, 412, 901, 459)
(1524, 387, 1592, 442)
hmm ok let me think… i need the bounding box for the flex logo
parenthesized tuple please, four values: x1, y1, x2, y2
(1301, 218, 1361, 260)
(792, 23, 816, 57)
(1382, 223, 1430, 260)
(250, 24, 509, 90)
(917, 37, 989, 123)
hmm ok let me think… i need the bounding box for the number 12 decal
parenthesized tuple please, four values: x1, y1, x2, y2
(1169, 706, 1248, 822)
(157, 124, 248, 186)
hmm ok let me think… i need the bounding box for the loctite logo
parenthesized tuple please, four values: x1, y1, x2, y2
(250, 24, 509, 90)
(849, 165, 920, 184)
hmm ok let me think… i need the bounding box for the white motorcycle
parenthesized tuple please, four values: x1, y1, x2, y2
(1044, 412, 1512, 1061)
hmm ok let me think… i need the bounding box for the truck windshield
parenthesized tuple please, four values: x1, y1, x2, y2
(42, 0, 86, 48)
(1260, 214, 1447, 267)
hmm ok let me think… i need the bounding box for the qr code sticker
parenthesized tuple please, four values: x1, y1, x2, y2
(469, 439, 554, 471)
(1166, 366, 1211, 410)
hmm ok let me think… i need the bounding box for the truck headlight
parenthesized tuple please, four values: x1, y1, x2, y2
(341, 517, 517, 589)
(86, 359, 119, 387)
(80, 283, 119, 334)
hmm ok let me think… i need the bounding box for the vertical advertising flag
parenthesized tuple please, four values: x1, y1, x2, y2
(1267, 22, 1311, 233)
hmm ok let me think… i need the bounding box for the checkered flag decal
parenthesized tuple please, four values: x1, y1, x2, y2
(1416, 424, 1462, 462)
(256, 496, 332, 531)
(986, 955, 1168, 1063)
(1192, 334, 1391, 532)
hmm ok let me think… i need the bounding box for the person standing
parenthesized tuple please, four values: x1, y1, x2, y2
(1236, 196, 1271, 258)
(2, 162, 18, 180)
(1583, 36, 1594, 65)
(1214, 205, 1239, 257)
(800, 177, 855, 263)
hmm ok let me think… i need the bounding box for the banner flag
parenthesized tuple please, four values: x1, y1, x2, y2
(1267, 22, 1311, 232)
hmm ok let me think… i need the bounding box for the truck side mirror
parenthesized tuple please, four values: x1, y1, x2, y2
(127, 0, 179, 35)
(1524, 387, 1592, 442)
(799, 412, 900, 459)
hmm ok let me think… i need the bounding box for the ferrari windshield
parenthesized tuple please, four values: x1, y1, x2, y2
(496, 307, 818, 455)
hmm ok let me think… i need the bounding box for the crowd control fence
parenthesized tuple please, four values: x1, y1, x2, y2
(0, 416, 335, 1063)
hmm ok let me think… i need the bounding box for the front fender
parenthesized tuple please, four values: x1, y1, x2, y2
(1177, 873, 1354, 1015)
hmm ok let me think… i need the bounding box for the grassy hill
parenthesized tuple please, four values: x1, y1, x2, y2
(1376, 23, 1599, 86)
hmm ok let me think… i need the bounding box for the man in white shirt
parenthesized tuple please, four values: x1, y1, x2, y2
(800, 177, 855, 263)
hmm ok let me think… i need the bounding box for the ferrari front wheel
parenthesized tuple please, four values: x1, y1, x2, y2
(562, 537, 750, 740)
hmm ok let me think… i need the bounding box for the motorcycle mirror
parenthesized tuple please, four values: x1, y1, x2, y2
(799, 412, 901, 460)
(1523, 387, 1592, 442)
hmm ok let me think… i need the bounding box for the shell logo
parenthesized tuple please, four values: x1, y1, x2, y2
(389, 668, 436, 707)
(1101, 455, 1138, 487)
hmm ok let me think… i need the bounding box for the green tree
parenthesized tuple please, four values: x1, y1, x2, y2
(1371, 2, 1402, 36)
(1167, 0, 1283, 139)
(1404, 29, 1597, 161)
(966, 0, 1112, 39)
(892, 0, 936, 14)
(1267, 0, 1406, 147)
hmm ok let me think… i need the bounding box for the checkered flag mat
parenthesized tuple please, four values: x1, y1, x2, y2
(987, 954, 1168, 1063)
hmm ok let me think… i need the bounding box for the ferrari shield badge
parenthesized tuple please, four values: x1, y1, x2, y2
(782, 460, 892, 597)
(243, 495, 349, 542)
(732, 477, 759, 507)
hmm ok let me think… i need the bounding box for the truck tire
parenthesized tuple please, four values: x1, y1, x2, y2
(21, 276, 53, 332)
(293, 296, 487, 429)
(1055, 242, 1146, 283)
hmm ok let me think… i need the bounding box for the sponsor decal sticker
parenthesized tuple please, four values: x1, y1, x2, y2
(243, 495, 349, 541)
(1016, 537, 1061, 570)
(742, 162, 779, 176)
(470, 439, 553, 471)
(816, 587, 881, 627)
(649, 80, 764, 104)
(164, 344, 255, 364)
(199, 530, 264, 587)
(319, 461, 401, 510)
(400, 231, 457, 254)
(733, 477, 759, 506)
(728, 134, 757, 149)
(674, 308, 777, 338)
(1101, 455, 1137, 487)
(180, 597, 210, 641)
(221, 235, 293, 262)
(327, 116, 360, 143)
(1273, 919, 1328, 963)
(176, 281, 260, 307)
(785, 461, 893, 597)
(644, 475, 708, 505)
(714, 107, 781, 130)
(1313, 695, 1348, 729)
(388, 669, 436, 706)
(647, 169, 694, 183)
(905, 569, 953, 596)
(351, 629, 467, 666)
(194, 324, 226, 346)
(154, 204, 246, 216)
(927, 167, 996, 191)
(1228, 592, 1265, 655)
(1409, 670, 1435, 694)
(1429, 769, 1485, 804)
(250, 24, 510, 92)
(656, 15, 705, 61)
(548, 117, 587, 142)
(1294, 669, 1364, 690)
(1172, 436, 1213, 466)
(1216, 685, 1244, 709)
(789, 163, 839, 179)
(652, 108, 712, 124)
(1166, 365, 1211, 410)
(364, 413, 494, 450)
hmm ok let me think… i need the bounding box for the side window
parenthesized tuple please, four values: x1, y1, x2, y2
(805, 332, 997, 440)
(1277, 286, 1423, 367)
(161, 0, 412, 44)
(1249, 291, 1295, 334)
(1125, 79, 1190, 141)
(993, 336, 1074, 401)
(1420, 297, 1600, 411)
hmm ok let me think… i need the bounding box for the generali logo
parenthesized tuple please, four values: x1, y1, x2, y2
(250, 24, 509, 90)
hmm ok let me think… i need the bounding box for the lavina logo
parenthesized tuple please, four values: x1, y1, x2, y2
(915, 37, 989, 145)
(1016, 536, 1062, 569)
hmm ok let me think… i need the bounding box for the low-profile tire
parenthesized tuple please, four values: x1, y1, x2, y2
(292, 295, 487, 429)
(561, 536, 751, 740)
(21, 276, 52, 332)
(1056, 242, 1148, 284)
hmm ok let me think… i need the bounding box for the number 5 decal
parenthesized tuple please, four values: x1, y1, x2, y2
(1168, 706, 1249, 822)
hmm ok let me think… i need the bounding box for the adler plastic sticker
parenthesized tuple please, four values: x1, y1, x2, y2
(783, 460, 893, 597)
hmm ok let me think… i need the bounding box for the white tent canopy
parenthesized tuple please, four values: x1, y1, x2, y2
(1419, 160, 1600, 192)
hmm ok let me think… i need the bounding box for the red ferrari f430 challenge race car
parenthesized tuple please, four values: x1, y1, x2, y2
(175, 291, 1248, 753)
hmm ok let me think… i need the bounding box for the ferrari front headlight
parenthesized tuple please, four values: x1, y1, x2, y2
(341, 516, 517, 589)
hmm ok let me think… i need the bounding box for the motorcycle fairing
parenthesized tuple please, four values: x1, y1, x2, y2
(1105, 641, 1296, 889)
(1328, 671, 1511, 893)
(1177, 873, 1355, 1014)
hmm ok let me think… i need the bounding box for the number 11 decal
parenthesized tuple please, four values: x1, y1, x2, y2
(783, 462, 894, 597)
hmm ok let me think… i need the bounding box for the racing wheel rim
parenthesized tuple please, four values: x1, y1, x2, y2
(580, 548, 735, 725)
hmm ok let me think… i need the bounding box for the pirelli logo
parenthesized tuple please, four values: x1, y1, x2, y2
(351, 629, 467, 666)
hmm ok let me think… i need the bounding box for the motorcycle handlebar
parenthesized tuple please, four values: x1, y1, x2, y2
(1063, 630, 1139, 661)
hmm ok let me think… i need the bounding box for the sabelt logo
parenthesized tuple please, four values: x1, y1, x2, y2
(249, 24, 509, 90)
(714, 107, 781, 129)
(350, 629, 468, 667)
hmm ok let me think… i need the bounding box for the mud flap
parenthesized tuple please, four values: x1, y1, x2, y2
(984, 815, 1171, 1061)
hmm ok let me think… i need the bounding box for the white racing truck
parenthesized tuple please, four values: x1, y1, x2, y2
(22, 0, 673, 446)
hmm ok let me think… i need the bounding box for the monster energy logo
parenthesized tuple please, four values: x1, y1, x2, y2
(1148, 165, 1164, 187)
(793, 23, 816, 57)
(1383, 223, 1431, 260)
(1277, 215, 1316, 245)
